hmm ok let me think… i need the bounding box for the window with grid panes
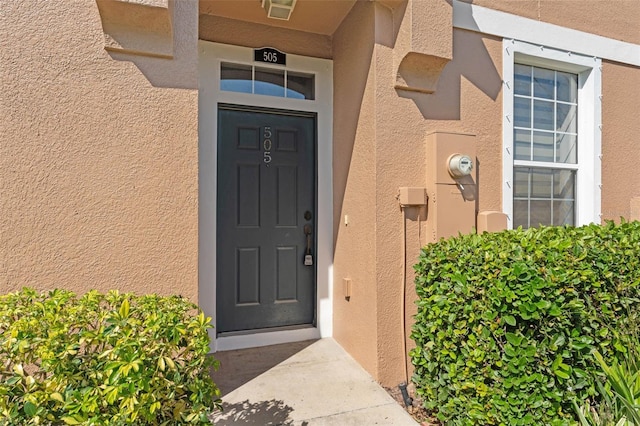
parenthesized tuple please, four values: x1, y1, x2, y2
(512, 64, 578, 228)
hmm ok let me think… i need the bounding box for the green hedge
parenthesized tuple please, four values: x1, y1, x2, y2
(0, 289, 221, 425)
(410, 221, 640, 425)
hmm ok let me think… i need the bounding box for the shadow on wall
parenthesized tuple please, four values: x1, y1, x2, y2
(331, 1, 376, 248)
(399, 29, 502, 120)
(106, 50, 197, 90)
(212, 399, 306, 426)
(97, 0, 199, 90)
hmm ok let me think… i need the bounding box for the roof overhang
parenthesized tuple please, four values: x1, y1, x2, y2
(199, 0, 358, 36)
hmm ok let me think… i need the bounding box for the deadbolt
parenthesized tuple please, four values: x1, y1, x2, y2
(304, 211, 312, 221)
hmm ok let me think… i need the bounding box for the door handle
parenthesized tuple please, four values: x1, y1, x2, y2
(304, 224, 313, 266)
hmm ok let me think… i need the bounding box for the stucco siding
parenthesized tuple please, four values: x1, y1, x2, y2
(371, 25, 504, 385)
(1, 1, 199, 300)
(2, 0, 639, 391)
(601, 61, 640, 221)
(199, 14, 332, 60)
(423, 29, 504, 213)
(332, 0, 379, 379)
(463, 0, 640, 45)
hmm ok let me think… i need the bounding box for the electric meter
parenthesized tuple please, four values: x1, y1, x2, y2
(447, 154, 473, 178)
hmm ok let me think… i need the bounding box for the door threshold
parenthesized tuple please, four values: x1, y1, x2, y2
(214, 325, 320, 352)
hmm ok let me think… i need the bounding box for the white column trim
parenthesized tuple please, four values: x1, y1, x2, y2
(502, 44, 515, 227)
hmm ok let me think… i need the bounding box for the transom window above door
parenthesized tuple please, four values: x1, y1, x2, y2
(220, 62, 315, 100)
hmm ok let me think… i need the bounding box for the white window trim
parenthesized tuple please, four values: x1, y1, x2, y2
(502, 39, 602, 229)
(453, 0, 640, 68)
(198, 41, 334, 352)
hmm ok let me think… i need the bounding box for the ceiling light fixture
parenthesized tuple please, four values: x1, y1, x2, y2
(262, 0, 297, 21)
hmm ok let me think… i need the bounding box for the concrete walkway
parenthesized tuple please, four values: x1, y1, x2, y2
(211, 338, 418, 425)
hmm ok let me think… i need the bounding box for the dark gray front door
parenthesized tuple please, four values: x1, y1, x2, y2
(217, 105, 316, 333)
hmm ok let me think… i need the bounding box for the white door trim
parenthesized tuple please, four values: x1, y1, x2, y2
(198, 41, 334, 352)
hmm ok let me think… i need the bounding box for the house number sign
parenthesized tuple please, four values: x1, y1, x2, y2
(263, 126, 272, 166)
(254, 47, 286, 66)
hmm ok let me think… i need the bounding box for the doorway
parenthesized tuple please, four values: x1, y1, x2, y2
(198, 41, 333, 350)
(216, 105, 316, 333)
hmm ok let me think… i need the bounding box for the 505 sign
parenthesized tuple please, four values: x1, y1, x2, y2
(254, 47, 286, 66)
(263, 126, 272, 166)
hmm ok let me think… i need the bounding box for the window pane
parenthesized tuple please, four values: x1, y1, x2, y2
(556, 133, 577, 164)
(512, 64, 580, 230)
(513, 200, 529, 229)
(254, 67, 285, 97)
(514, 97, 531, 128)
(286, 71, 315, 100)
(557, 71, 577, 103)
(533, 67, 555, 100)
(514, 129, 531, 161)
(514, 168, 530, 197)
(532, 131, 554, 162)
(557, 103, 577, 133)
(533, 100, 554, 130)
(531, 169, 552, 198)
(514, 64, 531, 96)
(530, 200, 552, 227)
(553, 200, 575, 226)
(221, 63, 252, 94)
(553, 169, 575, 199)
(513, 168, 575, 229)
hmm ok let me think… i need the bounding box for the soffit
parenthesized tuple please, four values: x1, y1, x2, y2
(199, 0, 358, 36)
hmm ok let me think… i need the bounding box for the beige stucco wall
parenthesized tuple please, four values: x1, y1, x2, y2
(332, 1, 505, 386)
(2, 0, 638, 391)
(423, 29, 504, 213)
(332, 0, 379, 379)
(199, 15, 332, 59)
(332, 0, 640, 387)
(465, 0, 640, 45)
(375, 26, 504, 386)
(601, 61, 640, 221)
(1, 1, 200, 300)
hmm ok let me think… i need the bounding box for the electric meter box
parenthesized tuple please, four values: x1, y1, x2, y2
(398, 187, 427, 206)
(425, 132, 477, 242)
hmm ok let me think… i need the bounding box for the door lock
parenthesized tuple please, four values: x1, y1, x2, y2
(304, 224, 313, 266)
